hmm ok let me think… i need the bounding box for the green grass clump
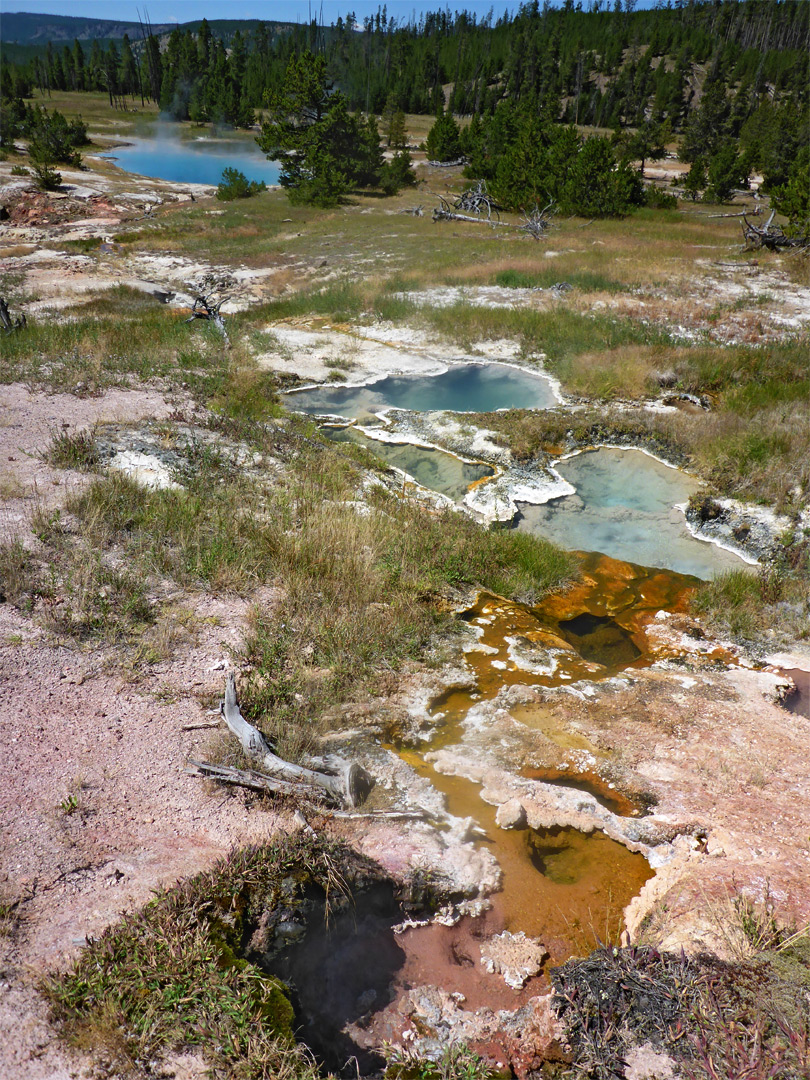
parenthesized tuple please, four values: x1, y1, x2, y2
(63, 431, 572, 748)
(43, 836, 349, 1079)
(251, 281, 369, 324)
(0, 526, 154, 642)
(0, 287, 220, 395)
(691, 567, 810, 645)
(494, 267, 624, 293)
(385, 1042, 496, 1079)
(469, 407, 684, 464)
(421, 300, 668, 359)
(0, 540, 38, 610)
(44, 427, 99, 470)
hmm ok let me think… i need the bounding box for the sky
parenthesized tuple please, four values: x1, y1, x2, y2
(1, 0, 537, 26)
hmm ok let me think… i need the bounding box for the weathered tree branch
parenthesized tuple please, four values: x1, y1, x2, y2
(740, 210, 809, 251)
(216, 672, 373, 808)
(430, 191, 555, 239)
(453, 180, 503, 222)
(185, 293, 230, 344)
(186, 759, 329, 801)
(187, 759, 425, 821)
(706, 208, 762, 219)
(0, 297, 27, 333)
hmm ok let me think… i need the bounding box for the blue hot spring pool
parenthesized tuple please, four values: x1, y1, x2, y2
(517, 448, 750, 580)
(287, 363, 558, 419)
(100, 134, 280, 187)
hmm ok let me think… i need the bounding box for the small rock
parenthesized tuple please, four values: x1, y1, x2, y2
(624, 1043, 676, 1079)
(479, 930, 547, 989)
(496, 799, 527, 829)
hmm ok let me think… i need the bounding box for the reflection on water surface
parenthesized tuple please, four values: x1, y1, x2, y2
(288, 362, 558, 418)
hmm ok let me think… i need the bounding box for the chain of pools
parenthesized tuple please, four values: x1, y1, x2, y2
(290, 366, 760, 1064)
(305, 370, 756, 966)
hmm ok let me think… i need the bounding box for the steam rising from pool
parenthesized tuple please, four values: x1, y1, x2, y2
(100, 123, 280, 186)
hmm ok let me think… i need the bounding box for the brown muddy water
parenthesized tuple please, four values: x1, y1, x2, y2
(301, 553, 699, 1073)
(400, 553, 696, 962)
(399, 747, 653, 966)
(781, 667, 810, 719)
(448, 551, 696, 700)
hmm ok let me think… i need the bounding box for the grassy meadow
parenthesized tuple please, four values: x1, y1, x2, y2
(2, 97, 809, 648)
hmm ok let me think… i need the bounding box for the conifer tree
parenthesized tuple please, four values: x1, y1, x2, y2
(257, 52, 386, 205)
(770, 146, 810, 238)
(425, 103, 463, 162)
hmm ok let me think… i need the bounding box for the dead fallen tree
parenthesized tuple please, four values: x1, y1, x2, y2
(454, 180, 503, 222)
(0, 297, 26, 332)
(741, 209, 809, 251)
(706, 207, 762, 219)
(185, 293, 230, 344)
(519, 201, 556, 240)
(186, 760, 426, 821)
(432, 195, 503, 226)
(427, 157, 466, 168)
(431, 192, 555, 239)
(191, 673, 374, 809)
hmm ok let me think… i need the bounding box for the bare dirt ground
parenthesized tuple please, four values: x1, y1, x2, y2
(0, 385, 301, 1077)
(0, 385, 293, 1078)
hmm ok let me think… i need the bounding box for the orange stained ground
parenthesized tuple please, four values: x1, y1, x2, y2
(400, 552, 698, 960)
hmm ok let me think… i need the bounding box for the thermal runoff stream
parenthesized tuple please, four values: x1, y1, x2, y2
(296, 364, 758, 1051)
(393, 553, 701, 964)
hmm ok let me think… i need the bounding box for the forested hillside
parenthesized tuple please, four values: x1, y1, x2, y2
(2, 1, 806, 125)
(1, 1, 807, 215)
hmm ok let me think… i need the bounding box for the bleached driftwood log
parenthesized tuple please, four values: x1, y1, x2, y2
(216, 672, 373, 808)
(184, 293, 230, 344)
(741, 209, 809, 251)
(186, 760, 426, 821)
(187, 759, 326, 801)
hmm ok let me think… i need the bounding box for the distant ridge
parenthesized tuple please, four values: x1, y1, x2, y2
(0, 11, 293, 44)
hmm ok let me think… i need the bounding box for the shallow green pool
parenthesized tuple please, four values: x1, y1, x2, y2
(517, 448, 749, 579)
(325, 426, 494, 502)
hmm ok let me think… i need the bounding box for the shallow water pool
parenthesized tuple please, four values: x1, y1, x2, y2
(518, 448, 749, 579)
(287, 363, 558, 418)
(324, 426, 494, 501)
(101, 134, 280, 187)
